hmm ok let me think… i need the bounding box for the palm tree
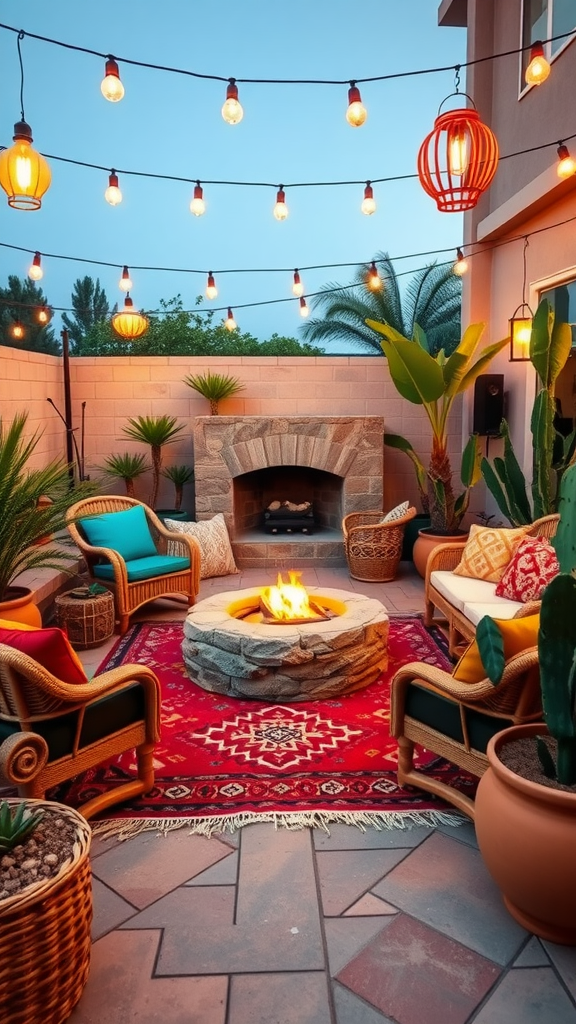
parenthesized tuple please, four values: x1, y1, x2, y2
(98, 452, 150, 498)
(183, 371, 245, 414)
(122, 416, 186, 509)
(300, 252, 462, 356)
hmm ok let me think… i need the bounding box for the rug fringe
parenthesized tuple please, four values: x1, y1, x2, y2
(91, 808, 467, 841)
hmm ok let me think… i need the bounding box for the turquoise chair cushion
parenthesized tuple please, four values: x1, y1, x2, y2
(80, 505, 157, 561)
(94, 554, 190, 583)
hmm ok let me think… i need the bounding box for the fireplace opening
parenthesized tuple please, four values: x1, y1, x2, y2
(233, 465, 343, 537)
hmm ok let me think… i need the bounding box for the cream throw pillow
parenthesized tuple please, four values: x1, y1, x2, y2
(164, 513, 238, 579)
(382, 500, 410, 523)
(453, 524, 529, 583)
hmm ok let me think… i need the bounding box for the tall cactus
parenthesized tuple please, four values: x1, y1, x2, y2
(481, 299, 575, 525)
(538, 573, 576, 785)
(553, 461, 576, 574)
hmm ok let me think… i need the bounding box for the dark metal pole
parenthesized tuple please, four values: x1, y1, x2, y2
(61, 328, 75, 484)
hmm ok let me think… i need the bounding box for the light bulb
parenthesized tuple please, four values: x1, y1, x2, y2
(292, 270, 304, 297)
(346, 84, 367, 127)
(190, 182, 205, 216)
(274, 187, 288, 221)
(119, 265, 132, 292)
(225, 307, 237, 331)
(206, 272, 218, 300)
(0, 120, 51, 210)
(28, 251, 43, 281)
(11, 320, 24, 340)
(101, 57, 125, 102)
(367, 260, 381, 291)
(222, 79, 243, 124)
(299, 297, 309, 317)
(105, 171, 122, 205)
(36, 305, 51, 324)
(525, 42, 550, 86)
(448, 126, 469, 176)
(557, 144, 576, 180)
(453, 248, 468, 276)
(361, 182, 376, 215)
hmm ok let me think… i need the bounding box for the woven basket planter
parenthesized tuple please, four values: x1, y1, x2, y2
(55, 589, 115, 649)
(0, 800, 92, 1024)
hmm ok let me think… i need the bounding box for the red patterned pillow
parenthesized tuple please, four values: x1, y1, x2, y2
(495, 536, 559, 602)
(0, 626, 88, 685)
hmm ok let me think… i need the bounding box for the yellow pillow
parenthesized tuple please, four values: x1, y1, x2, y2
(453, 614, 540, 684)
(452, 524, 529, 582)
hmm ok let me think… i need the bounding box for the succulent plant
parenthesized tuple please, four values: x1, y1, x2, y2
(0, 800, 44, 852)
(161, 464, 194, 511)
(98, 452, 150, 498)
(121, 415, 186, 509)
(183, 371, 245, 415)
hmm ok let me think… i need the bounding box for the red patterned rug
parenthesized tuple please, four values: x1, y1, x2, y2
(53, 617, 476, 837)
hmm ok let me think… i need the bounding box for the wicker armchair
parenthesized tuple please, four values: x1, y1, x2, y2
(0, 642, 161, 819)
(390, 647, 542, 819)
(343, 507, 417, 582)
(67, 496, 201, 635)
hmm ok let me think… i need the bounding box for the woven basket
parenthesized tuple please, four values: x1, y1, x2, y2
(0, 800, 92, 1024)
(55, 589, 115, 649)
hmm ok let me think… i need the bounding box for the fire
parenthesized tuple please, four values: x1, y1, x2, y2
(260, 571, 326, 622)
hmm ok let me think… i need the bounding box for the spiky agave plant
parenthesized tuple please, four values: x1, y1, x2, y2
(161, 464, 194, 511)
(0, 800, 44, 852)
(183, 371, 245, 415)
(98, 452, 150, 498)
(121, 415, 186, 510)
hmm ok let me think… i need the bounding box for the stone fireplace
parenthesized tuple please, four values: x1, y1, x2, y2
(193, 416, 385, 568)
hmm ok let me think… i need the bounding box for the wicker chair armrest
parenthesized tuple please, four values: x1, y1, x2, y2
(345, 508, 416, 541)
(0, 731, 49, 785)
(425, 542, 467, 578)
(343, 511, 385, 538)
(513, 601, 541, 619)
(527, 513, 560, 540)
(392, 647, 539, 705)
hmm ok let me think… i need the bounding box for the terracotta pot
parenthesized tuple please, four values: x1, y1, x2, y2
(412, 527, 468, 579)
(0, 587, 42, 627)
(475, 723, 576, 945)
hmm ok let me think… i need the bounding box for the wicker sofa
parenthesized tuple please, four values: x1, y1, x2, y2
(423, 514, 560, 656)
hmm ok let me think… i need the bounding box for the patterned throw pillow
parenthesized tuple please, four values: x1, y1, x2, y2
(495, 536, 559, 602)
(382, 500, 410, 523)
(164, 513, 238, 579)
(453, 524, 529, 583)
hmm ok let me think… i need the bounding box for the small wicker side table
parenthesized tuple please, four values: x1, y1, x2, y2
(55, 588, 115, 649)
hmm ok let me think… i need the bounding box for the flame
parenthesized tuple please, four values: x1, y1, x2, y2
(260, 571, 324, 621)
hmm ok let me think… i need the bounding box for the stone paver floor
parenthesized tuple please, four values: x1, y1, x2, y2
(68, 564, 576, 1024)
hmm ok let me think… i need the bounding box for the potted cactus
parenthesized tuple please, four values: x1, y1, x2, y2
(473, 559, 576, 944)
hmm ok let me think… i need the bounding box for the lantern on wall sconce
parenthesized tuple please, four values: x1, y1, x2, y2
(111, 294, 149, 339)
(417, 70, 499, 213)
(509, 237, 533, 362)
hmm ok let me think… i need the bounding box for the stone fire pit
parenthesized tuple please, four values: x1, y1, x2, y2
(182, 587, 389, 702)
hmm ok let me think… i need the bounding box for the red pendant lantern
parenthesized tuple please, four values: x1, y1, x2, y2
(417, 98, 499, 213)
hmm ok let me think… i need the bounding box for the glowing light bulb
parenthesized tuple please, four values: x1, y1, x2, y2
(346, 83, 367, 127)
(0, 120, 51, 210)
(206, 272, 218, 300)
(292, 270, 304, 297)
(28, 251, 43, 281)
(190, 181, 205, 216)
(299, 296, 309, 317)
(36, 305, 51, 325)
(273, 187, 288, 221)
(453, 248, 468, 276)
(367, 260, 381, 291)
(448, 126, 469, 176)
(119, 265, 132, 292)
(225, 307, 237, 331)
(222, 79, 243, 124)
(101, 57, 125, 102)
(557, 144, 576, 180)
(361, 182, 376, 215)
(11, 320, 24, 340)
(525, 42, 550, 86)
(105, 171, 122, 205)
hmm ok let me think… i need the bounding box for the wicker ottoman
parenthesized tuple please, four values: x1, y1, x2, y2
(55, 589, 115, 649)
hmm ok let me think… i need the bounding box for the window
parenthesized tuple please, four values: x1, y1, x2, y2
(521, 0, 576, 81)
(540, 277, 576, 347)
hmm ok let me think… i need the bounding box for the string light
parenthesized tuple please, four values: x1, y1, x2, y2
(273, 187, 288, 221)
(28, 251, 43, 281)
(190, 181, 205, 216)
(224, 307, 237, 330)
(101, 57, 125, 102)
(205, 272, 218, 299)
(10, 320, 25, 340)
(119, 265, 132, 291)
(111, 294, 149, 339)
(105, 170, 122, 205)
(292, 270, 304, 297)
(361, 182, 376, 215)
(346, 82, 367, 127)
(36, 305, 52, 324)
(556, 143, 576, 180)
(453, 247, 468, 275)
(509, 237, 533, 361)
(299, 296, 309, 317)
(367, 260, 381, 291)
(0, 32, 51, 210)
(221, 78, 243, 124)
(525, 42, 550, 86)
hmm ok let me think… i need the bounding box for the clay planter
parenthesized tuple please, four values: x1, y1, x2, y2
(412, 528, 468, 579)
(475, 723, 576, 945)
(0, 587, 42, 627)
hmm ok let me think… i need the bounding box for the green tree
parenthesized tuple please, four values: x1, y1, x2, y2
(62, 276, 113, 353)
(300, 252, 462, 357)
(0, 275, 58, 354)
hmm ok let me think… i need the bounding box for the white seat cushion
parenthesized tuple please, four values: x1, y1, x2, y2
(463, 600, 525, 627)
(430, 570, 499, 612)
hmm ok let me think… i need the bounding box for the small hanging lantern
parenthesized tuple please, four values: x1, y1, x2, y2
(111, 294, 149, 339)
(0, 120, 52, 210)
(509, 238, 533, 362)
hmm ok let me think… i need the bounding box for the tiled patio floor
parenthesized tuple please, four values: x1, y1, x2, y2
(67, 565, 576, 1023)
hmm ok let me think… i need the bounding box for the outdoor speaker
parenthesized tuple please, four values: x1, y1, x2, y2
(473, 374, 504, 436)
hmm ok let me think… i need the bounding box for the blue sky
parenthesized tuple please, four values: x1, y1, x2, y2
(0, 1, 466, 348)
